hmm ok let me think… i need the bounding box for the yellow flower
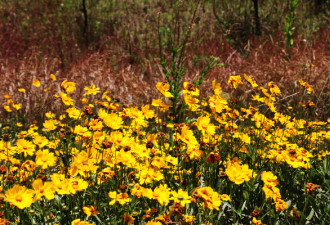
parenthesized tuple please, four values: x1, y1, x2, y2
(4, 94, 11, 99)
(228, 75, 243, 89)
(220, 194, 231, 201)
(208, 94, 228, 113)
(69, 151, 97, 177)
(71, 219, 94, 225)
(243, 74, 258, 88)
(141, 104, 155, 119)
(5, 184, 34, 209)
(61, 80, 76, 93)
(274, 198, 288, 211)
(178, 124, 198, 146)
(35, 149, 57, 169)
(268, 81, 281, 95)
(145, 221, 162, 225)
(184, 94, 199, 111)
(152, 99, 170, 112)
(182, 214, 195, 224)
(3, 105, 11, 112)
(59, 92, 74, 106)
(186, 145, 204, 160)
(109, 191, 131, 205)
(170, 189, 191, 206)
(43, 119, 58, 132)
(73, 125, 91, 137)
(12, 103, 22, 110)
(131, 184, 146, 198)
(51, 173, 71, 195)
(123, 213, 135, 225)
(70, 178, 89, 194)
(183, 82, 199, 96)
(299, 79, 313, 94)
(226, 163, 253, 185)
(45, 111, 55, 118)
(102, 112, 123, 130)
(196, 115, 215, 136)
(18, 88, 26, 93)
(50, 74, 56, 80)
(261, 171, 279, 186)
(32, 79, 41, 87)
(152, 184, 171, 206)
(16, 139, 36, 156)
(84, 84, 101, 96)
(83, 205, 100, 217)
(33, 135, 49, 148)
(252, 217, 264, 225)
(262, 184, 281, 200)
(66, 107, 81, 119)
(194, 186, 222, 210)
(32, 179, 55, 202)
(156, 81, 173, 98)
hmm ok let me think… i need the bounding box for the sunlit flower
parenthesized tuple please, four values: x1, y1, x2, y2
(268, 81, 281, 95)
(170, 189, 191, 206)
(193, 186, 222, 210)
(16, 139, 36, 156)
(152, 184, 171, 206)
(33, 135, 49, 148)
(66, 107, 82, 119)
(109, 191, 132, 205)
(261, 171, 279, 186)
(141, 104, 155, 119)
(252, 217, 264, 225)
(84, 84, 101, 96)
(299, 79, 313, 94)
(32, 179, 55, 202)
(51, 173, 71, 195)
(220, 194, 231, 201)
(152, 99, 170, 112)
(35, 149, 57, 169)
(43, 119, 58, 132)
(226, 163, 253, 185)
(61, 80, 76, 93)
(70, 178, 89, 194)
(101, 111, 123, 130)
(3, 105, 11, 112)
(156, 81, 173, 98)
(244, 74, 258, 87)
(183, 214, 195, 224)
(183, 94, 199, 111)
(228, 75, 243, 89)
(274, 197, 288, 212)
(5, 184, 34, 209)
(183, 82, 199, 96)
(83, 205, 100, 217)
(123, 213, 135, 225)
(71, 219, 93, 225)
(59, 92, 74, 106)
(32, 79, 41, 87)
(145, 221, 162, 225)
(50, 74, 56, 81)
(196, 115, 215, 136)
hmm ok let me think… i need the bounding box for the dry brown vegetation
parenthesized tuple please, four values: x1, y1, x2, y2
(0, 0, 329, 121)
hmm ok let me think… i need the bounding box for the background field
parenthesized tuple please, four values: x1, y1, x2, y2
(0, 0, 329, 119)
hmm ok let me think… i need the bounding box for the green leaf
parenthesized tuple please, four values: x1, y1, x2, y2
(306, 208, 315, 221)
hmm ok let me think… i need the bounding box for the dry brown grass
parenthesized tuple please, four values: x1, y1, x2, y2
(1, 30, 329, 121)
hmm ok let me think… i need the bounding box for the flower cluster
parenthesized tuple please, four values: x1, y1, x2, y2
(0, 74, 328, 224)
